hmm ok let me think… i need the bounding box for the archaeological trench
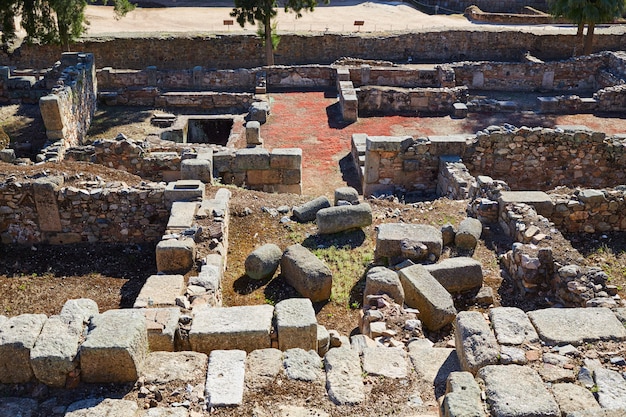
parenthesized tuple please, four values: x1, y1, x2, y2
(0, 26, 626, 417)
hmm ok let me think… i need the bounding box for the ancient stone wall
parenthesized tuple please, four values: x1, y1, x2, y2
(357, 86, 467, 115)
(0, 67, 48, 103)
(3, 32, 626, 71)
(38, 53, 97, 160)
(0, 176, 169, 245)
(464, 5, 565, 24)
(418, 0, 548, 13)
(549, 187, 626, 233)
(437, 156, 474, 199)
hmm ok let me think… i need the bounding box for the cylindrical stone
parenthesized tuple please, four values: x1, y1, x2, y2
(293, 196, 331, 222)
(316, 203, 372, 234)
(334, 187, 359, 205)
(245, 243, 282, 280)
(455, 217, 482, 250)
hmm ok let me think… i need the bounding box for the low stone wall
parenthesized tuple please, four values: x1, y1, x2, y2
(0, 67, 48, 104)
(437, 156, 474, 199)
(464, 5, 566, 24)
(416, 0, 548, 13)
(214, 147, 302, 194)
(548, 187, 626, 233)
(357, 86, 468, 115)
(38, 53, 97, 161)
(594, 84, 626, 112)
(0, 175, 169, 245)
(347, 65, 454, 88)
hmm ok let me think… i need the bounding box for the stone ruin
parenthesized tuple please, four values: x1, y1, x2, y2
(1, 46, 626, 416)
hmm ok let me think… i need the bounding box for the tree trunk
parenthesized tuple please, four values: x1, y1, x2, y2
(265, 17, 274, 66)
(583, 22, 595, 55)
(576, 23, 584, 38)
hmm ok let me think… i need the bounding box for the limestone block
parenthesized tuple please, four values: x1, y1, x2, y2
(316, 203, 372, 234)
(270, 148, 302, 170)
(334, 186, 360, 205)
(39, 94, 64, 131)
(189, 305, 274, 354)
(478, 365, 560, 417)
(59, 298, 99, 323)
(324, 348, 364, 405)
(317, 325, 330, 356)
(164, 180, 205, 207)
(452, 102, 468, 118)
(245, 348, 283, 389)
(133, 274, 185, 308)
(0, 398, 38, 417)
(249, 101, 269, 123)
(205, 350, 246, 407)
(361, 347, 407, 378)
(275, 298, 317, 351)
(551, 383, 601, 415)
(0, 314, 47, 383)
(498, 190, 553, 217)
(156, 238, 196, 274)
(280, 244, 332, 302)
(181, 158, 212, 184)
(166, 202, 198, 231)
(281, 168, 301, 185)
(140, 408, 189, 417)
(80, 309, 148, 383)
(407, 342, 461, 398)
(141, 351, 207, 384)
(64, 399, 139, 417)
(30, 315, 84, 387)
(455, 311, 500, 375)
(454, 217, 482, 250)
(375, 223, 443, 262)
(247, 169, 281, 185)
(363, 266, 405, 306)
(284, 348, 322, 381)
(489, 307, 538, 346)
(143, 307, 181, 352)
(423, 257, 483, 293)
(398, 264, 456, 331)
(442, 371, 485, 417)
(594, 367, 626, 410)
(234, 147, 270, 171)
(246, 121, 262, 145)
(245, 243, 282, 280)
(293, 196, 331, 222)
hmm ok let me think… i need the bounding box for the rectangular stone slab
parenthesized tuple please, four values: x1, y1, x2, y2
(498, 190, 553, 217)
(275, 298, 317, 351)
(0, 314, 47, 383)
(375, 223, 442, 261)
(133, 274, 185, 308)
(528, 307, 626, 346)
(190, 305, 274, 354)
(205, 350, 246, 407)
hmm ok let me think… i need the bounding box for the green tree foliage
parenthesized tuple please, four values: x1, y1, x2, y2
(0, 0, 135, 52)
(550, 0, 626, 55)
(231, 0, 329, 66)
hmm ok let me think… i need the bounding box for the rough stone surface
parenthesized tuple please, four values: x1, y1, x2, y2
(284, 348, 323, 382)
(143, 307, 180, 352)
(205, 350, 246, 407)
(189, 305, 274, 354)
(407, 342, 461, 398)
(280, 244, 332, 302)
(528, 307, 626, 346)
(442, 371, 485, 417)
(569, 410, 626, 417)
(551, 383, 601, 415)
(0, 314, 47, 383)
(478, 365, 560, 417)
(245, 243, 282, 280)
(423, 257, 483, 293)
(375, 223, 443, 261)
(133, 274, 185, 308)
(59, 298, 99, 323)
(80, 309, 148, 383)
(30, 314, 84, 387)
(316, 203, 372, 234)
(140, 408, 189, 417)
(454, 217, 483, 251)
(245, 348, 283, 389)
(499, 345, 527, 365)
(317, 325, 330, 356)
(275, 298, 317, 351)
(399, 264, 456, 331)
(361, 347, 407, 379)
(455, 311, 500, 375)
(141, 351, 207, 384)
(0, 397, 38, 417)
(64, 398, 140, 417)
(489, 307, 539, 346)
(155, 238, 196, 274)
(324, 348, 364, 405)
(363, 266, 405, 305)
(334, 186, 359, 205)
(594, 367, 626, 410)
(293, 196, 331, 222)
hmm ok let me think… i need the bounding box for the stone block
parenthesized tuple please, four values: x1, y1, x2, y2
(399, 264, 456, 331)
(249, 101, 269, 123)
(293, 196, 331, 222)
(361, 347, 407, 378)
(551, 383, 601, 415)
(181, 158, 212, 183)
(281, 168, 301, 185)
(452, 102, 468, 118)
(234, 147, 270, 170)
(164, 180, 205, 207)
(498, 191, 553, 217)
(454, 311, 500, 375)
(424, 257, 483, 293)
(247, 169, 281, 185)
(281, 244, 332, 302)
(0, 314, 47, 383)
(442, 371, 485, 417)
(134, 274, 185, 309)
(0, 398, 38, 417)
(316, 203, 372, 234)
(189, 305, 274, 354)
(363, 266, 405, 305)
(594, 367, 626, 410)
(80, 309, 148, 383)
(334, 186, 360, 205)
(489, 307, 538, 346)
(39, 94, 64, 131)
(317, 325, 330, 356)
(325, 348, 364, 405)
(140, 408, 189, 417)
(284, 348, 322, 381)
(454, 217, 482, 250)
(275, 298, 317, 351)
(166, 202, 198, 231)
(245, 243, 282, 280)
(156, 238, 196, 274)
(143, 307, 181, 352)
(246, 121, 261, 145)
(270, 148, 302, 169)
(245, 348, 283, 389)
(205, 350, 246, 407)
(478, 365, 560, 417)
(408, 342, 461, 398)
(30, 315, 84, 387)
(366, 135, 413, 152)
(375, 223, 443, 262)
(60, 298, 99, 323)
(141, 351, 207, 384)
(528, 307, 626, 346)
(64, 399, 139, 417)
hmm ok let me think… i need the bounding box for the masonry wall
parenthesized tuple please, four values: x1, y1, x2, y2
(549, 188, 626, 233)
(357, 86, 468, 115)
(2, 32, 626, 71)
(418, 0, 548, 13)
(0, 176, 169, 245)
